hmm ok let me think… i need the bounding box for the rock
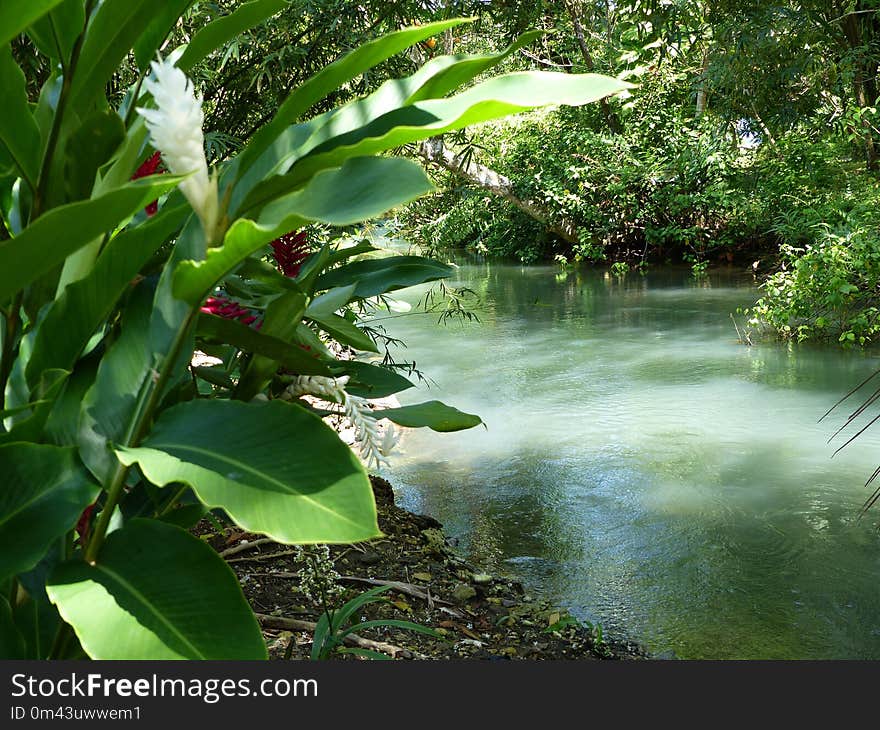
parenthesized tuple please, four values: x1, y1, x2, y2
(452, 583, 477, 603)
(412, 572, 432, 582)
(421, 528, 447, 555)
(356, 551, 381, 566)
(472, 573, 493, 585)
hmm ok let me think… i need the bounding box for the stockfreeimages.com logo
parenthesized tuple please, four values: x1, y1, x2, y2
(10, 672, 317, 705)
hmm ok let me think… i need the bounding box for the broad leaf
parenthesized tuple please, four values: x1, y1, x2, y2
(0, 175, 183, 303)
(78, 284, 155, 484)
(26, 0, 85, 65)
(371, 401, 483, 432)
(306, 284, 358, 318)
(0, 0, 66, 49)
(330, 361, 415, 399)
(234, 18, 471, 184)
(197, 313, 331, 376)
(116, 399, 379, 544)
(305, 311, 378, 353)
(315, 256, 454, 299)
(133, 0, 195, 72)
(173, 157, 432, 305)
(0, 443, 99, 583)
(69, 0, 160, 113)
(241, 72, 629, 213)
(62, 109, 126, 202)
(0, 46, 41, 189)
(177, 0, 287, 72)
(0, 369, 68, 445)
(26, 204, 188, 391)
(0, 596, 26, 659)
(47, 519, 266, 659)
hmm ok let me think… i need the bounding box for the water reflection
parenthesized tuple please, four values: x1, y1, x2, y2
(379, 261, 880, 658)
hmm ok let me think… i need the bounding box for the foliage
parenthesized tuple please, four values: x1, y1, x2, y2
(309, 585, 441, 660)
(399, 0, 880, 346)
(0, 2, 624, 659)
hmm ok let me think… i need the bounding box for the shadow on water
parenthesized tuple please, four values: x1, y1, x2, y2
(378, 259, 880, 658)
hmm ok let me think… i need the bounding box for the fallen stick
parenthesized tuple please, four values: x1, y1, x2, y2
(219, 538, 275, 558)
(226, 550, 299, 564)
(337, 575, 455, 607)
(255, 613, 425, 659)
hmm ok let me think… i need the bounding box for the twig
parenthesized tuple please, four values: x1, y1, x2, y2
(219, 537, 275, 558)
(338, 575, 455, 607)
(226, 550, 299, 564)
(254, 614, 425, 659)
(730, 313, 752, 346)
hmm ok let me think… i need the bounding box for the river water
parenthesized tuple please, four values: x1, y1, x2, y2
(377, 260, 880, 659)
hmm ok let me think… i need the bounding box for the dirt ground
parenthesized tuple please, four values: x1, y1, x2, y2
(202, 476, 646, 660)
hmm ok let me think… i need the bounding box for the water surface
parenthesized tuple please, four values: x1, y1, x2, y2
(378, 261, 880, 659)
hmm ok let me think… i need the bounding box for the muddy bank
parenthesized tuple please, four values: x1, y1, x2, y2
(204, 477, 646, 660)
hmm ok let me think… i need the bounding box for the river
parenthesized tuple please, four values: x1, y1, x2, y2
(376, 259, 880, 659)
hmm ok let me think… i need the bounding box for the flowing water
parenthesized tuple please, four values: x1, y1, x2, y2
(377, 259, 880, 659)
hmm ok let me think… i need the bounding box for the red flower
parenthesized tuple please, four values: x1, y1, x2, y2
(75, 502, 97, 546)
(270, 230, 310, 277)
(131, 151, 164, 216)
(200, 296, 262, 329)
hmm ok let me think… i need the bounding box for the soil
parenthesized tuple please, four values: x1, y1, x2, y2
(201, 476, 646, 660)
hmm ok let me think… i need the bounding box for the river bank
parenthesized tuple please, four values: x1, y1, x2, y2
(205, 476, 645, 660)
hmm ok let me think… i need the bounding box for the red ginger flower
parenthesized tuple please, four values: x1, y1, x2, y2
(131, 151, 164, 216)
(75, 502, 97, 547)
(271, 230, 310, 277)
(201, 295, 261, 328)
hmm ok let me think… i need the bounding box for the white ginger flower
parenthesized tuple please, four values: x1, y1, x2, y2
(137, 57, 219, 240)
(286, 375, 397, 468)
(379, 423, 400, 458)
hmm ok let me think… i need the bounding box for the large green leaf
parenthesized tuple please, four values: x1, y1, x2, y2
(371, 401, 483, 432)
(315, 255, 454, 299)
(0, 443, 99, 583)
(241, 71, 629, 214)
(197, 313, 331, 376)
(0, 46, 41, 189)
(0, 369, 68, 445)
(116, 399, 379, 544)
(0, 596, 26, 659)
(0, 175, 183, 303)
(233, 18, 471, 186)
(62, 109, 126, 202)
(27, 0, 85, 66)
(78, 285, 155, 484)
(47, 519, 266, 659)
(305, 311, 378, 353)
(173, 157, 432, 306)
(133, 0, 195, 72)
(69, 0, 159, 113)
(0, 0, 66, 48)
(332, 361, 415, 399)
(25, 204, 188, 391)
(177, 0, 287, 72)
(232, 287, 310, 402)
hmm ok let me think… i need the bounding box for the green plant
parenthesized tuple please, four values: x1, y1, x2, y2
(310, 585, 441, 660)
(690, 260, 709, 279)
(611, 261, 630, 276)
(0, 2, 625, 659)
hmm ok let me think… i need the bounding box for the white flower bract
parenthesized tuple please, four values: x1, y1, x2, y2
(286, 375, 398, 468)
(136, 57, 218, 239)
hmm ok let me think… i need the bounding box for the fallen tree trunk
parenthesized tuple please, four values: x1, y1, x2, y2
(419, 137, 578, 244)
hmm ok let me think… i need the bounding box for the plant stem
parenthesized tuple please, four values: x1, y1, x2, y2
(31, 1, 95, 223)
(156, 484, 189, 517)
(48, 621, 73, 660)
(0, 291, 23, 412)
(84, 308, 199, 563)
